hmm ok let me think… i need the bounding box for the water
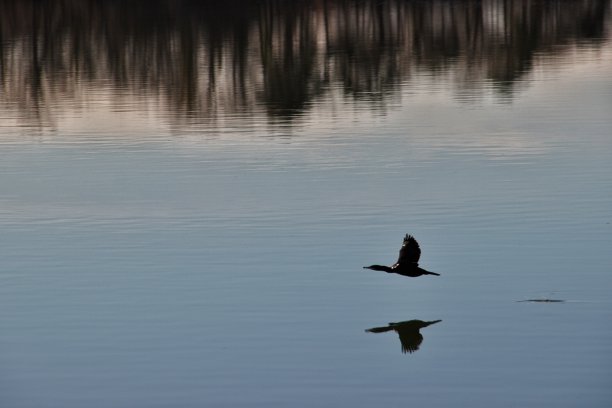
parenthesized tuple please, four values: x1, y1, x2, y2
(1, 1, 611, 407)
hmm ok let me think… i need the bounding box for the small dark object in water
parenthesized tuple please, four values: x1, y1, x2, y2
(518, 299, 565, 303)
(366, 319, 442, 354)
(364, 234, 439, 277)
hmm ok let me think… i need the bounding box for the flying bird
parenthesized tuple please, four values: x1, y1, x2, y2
(364, 234, 439, 277)
(366, 319, 442, 354)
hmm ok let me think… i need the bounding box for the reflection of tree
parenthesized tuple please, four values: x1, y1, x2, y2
(259, 2, 325, 118)
(0, 0, 609, 125)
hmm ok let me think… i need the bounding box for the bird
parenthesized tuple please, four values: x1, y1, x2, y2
(366, 319, 442, 354)
(364, 234, 439, 277)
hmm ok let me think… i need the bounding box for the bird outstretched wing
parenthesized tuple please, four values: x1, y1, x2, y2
(396, 234, 421, 265)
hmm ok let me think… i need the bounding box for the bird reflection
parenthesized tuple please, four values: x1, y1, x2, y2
(364, 234, 440, 277)
(366, 319, 441, 354)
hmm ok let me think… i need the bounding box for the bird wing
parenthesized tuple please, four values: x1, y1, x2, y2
(396, 234, 421, 265)
(395, 327, 423, 354)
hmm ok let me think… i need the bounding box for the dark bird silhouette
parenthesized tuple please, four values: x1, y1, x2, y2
(366, 319, 442, 354)
(364, 234, 439, 277)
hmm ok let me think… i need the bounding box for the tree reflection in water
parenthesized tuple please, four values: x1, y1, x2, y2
(0, 0, 609, 125)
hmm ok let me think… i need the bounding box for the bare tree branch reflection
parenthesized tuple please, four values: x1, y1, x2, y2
(0, 0, 608, 127)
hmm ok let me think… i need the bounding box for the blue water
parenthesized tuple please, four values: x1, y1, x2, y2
(1, 1, 612, 407)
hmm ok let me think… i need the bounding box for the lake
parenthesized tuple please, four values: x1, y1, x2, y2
(1, 1, 611, 407)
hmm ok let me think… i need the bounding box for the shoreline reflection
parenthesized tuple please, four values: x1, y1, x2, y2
(0, 0, 609, 127)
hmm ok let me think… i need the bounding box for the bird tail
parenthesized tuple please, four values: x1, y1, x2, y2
(423, 271, 440, 276)
(424, 319, 442, 326)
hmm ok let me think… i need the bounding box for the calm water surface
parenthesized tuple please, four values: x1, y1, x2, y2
(1, 1, 611, 407)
